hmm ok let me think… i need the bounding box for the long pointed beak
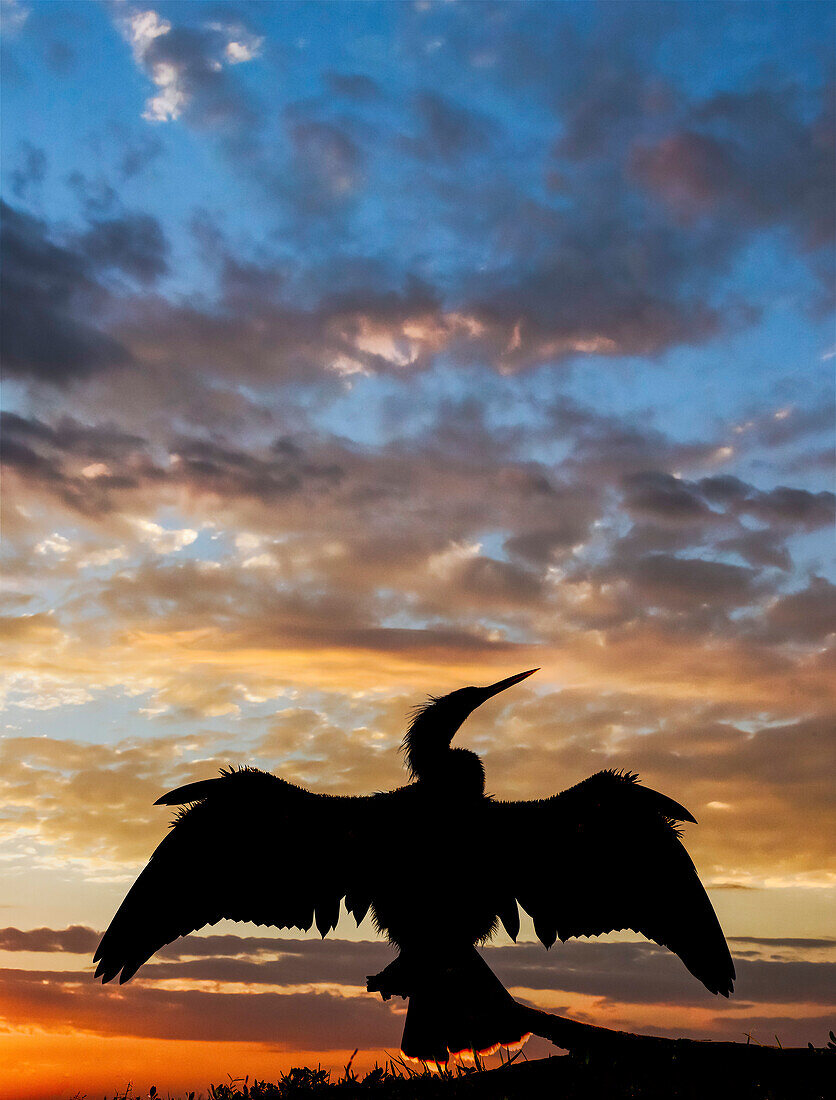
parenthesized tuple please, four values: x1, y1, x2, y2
(478, 668, 539, 702)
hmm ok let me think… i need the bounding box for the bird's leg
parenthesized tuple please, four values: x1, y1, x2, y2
(366, 953, 414, 1000)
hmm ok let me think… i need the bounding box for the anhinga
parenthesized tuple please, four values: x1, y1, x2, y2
(94, 669, 735, 1062)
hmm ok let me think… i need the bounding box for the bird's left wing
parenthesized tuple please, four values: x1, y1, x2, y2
(486, 770, 734, 996)
(94, 766, 380, 983)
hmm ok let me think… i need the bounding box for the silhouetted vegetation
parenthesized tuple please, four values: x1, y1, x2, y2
(76, 1028, 836, 1100)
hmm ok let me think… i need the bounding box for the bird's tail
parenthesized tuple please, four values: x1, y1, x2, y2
(376, 947, 530, 1064)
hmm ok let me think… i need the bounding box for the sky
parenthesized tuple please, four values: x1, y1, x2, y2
(0, 0, 834, 1096)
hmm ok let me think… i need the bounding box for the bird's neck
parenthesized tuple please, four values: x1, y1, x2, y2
(406, 733, 485, 796)
(404, 712, 459, 780)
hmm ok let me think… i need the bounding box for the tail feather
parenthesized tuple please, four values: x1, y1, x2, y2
(399, 947, 529, 1063)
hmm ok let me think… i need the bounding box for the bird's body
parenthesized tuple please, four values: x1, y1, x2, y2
(95, 670, 735, 1062)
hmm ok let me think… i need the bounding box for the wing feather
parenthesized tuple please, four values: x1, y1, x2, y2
(489, 770, 735, 996)
(94, 767, 378, 984)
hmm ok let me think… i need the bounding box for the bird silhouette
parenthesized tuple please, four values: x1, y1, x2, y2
(94, 669, 735, 1063)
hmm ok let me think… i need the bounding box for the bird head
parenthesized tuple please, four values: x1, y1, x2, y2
(403, 668, 538, 781)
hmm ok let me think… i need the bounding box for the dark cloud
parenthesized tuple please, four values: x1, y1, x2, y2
(787, 445, 835, 474)
(449, 555, 545, 608)
(284, 120, 365, 213)
(140, 939, 836, 1009)
(66, 170, 119, 217)
(750, 403, 833, 448)
(408, 91, 497, 161)
(633, 85, 836, 252)
(699, 476, 750, 505)
(69, 9, 830, 379)
(0, 411, 156, 518)
(93, 557, 522, 668)
(0, 967, 400, 1046)
(551, 400, 721, 478)
(465, 229, 729, 370)
(0, 924, 98, 954)
(491, 941, 836, 1007)
(719, 529, 792, 572)
(137, 21, 258, 131)
(44, 37, 75, 74)
(765, 577, 836, 643)
(110, 272, 453, 386)
(170, 436, 343, 503)
(2, 391, 830, 673)
(504, 523, 592, 566)
(119, 133, 164, 180)
(2, 931, 833, 1046)
(615, 554, 760, 612)
(10, 141, 47, 200)
(622, 472, 716, 525)
(0, 411, 147, 458)
(0, 201, 131, 383)
(730, 936, 836, 950)
(77, 213, 169, 284)
(742, 486, 835, 530)
(324, 72, 382, 101)
(432, 24, 830, 361)
(619, 471, 834, 537)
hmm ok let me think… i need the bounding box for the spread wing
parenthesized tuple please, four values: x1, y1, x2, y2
(94, 766, 381, 984)
(488, 770, 735, 996)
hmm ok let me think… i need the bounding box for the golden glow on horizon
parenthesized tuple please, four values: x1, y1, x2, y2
(0, 1032, 374, 1100)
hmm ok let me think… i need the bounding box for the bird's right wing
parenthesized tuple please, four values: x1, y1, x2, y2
(94, 766, 381, 984)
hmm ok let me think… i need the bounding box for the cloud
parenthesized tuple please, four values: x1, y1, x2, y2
(282, 120, 365, 212)
(730, 936, 836, 951)
(742, 487, 835, 530)
(612, 554, 760, 612)
(114, 7, 261, 126)
(324, 72, 382, 101)
(621, 472, 718, 527)
(748, 403, 834, 448)
(1, 671, 833, 882)
(0, 931, 833, 1050)
(21, 13, 807, 387)
(4, 3, 830, 401)
(0, 201, 132, 384)
(0, 925, 98, 953)
(76, 213, 169, 284)
(129, 517, 197, 555)
(633, 85, 836, 252)
(0, 967, 401, 1046)
(719, 529, 792, 572)
(66, 170, 119, 217)
(118, 132, 164, 179)
(406, 91, 498, 161)
(0, 0, 29, 37)
(2, 392, 833, 736)
(135, 940, 836, 1009)
(765, 577, 836, 643)
(0, 732, 228, 867)
(9, 141, 46, 200)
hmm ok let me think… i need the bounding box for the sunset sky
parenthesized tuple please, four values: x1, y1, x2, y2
(1, 1, 834, 1096)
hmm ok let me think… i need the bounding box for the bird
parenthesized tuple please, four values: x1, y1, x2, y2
(94, 668, 735, 1063)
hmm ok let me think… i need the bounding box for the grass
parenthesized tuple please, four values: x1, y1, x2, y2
(69, 1031, 836, 1100)
(71, 1030, 836, 1099)
(71, 1047, 530, 1100)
